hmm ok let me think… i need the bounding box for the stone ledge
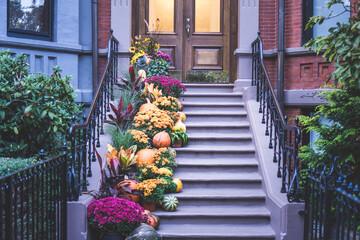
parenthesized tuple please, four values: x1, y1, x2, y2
(244, 86, 305, 240)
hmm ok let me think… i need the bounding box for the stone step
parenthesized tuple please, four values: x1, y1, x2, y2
(182, 102, 245, 112)
(158, 224, 275, 240)
(175, 172, 262, 189)
(176, 161, 258, 174)
(177, 158, 258, 166)
(183, 83, 234, 94)
(181, 93, 243, 103)
(186, 133, 253, 147)
(185, 112, 247, 123)
(174, 147, 256, 159)
(186, 123, 250, 134)
(155, 206, 270, 225)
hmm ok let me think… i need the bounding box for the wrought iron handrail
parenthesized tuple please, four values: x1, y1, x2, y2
(251, 32, 302, 202)
(67, 30, 119, 201)
(0, 148, 68, 240)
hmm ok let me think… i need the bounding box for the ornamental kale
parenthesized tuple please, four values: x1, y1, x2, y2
(145, 75, 186, 98)
(87, 197, 145, 234)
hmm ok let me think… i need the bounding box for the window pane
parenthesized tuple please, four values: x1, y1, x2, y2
(195, 0, 221, 32)
(8, 0, 50, 33)
(313, 0, 350, 38)
(149, 0, 174, 32)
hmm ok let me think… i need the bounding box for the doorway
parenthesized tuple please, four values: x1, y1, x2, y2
(132, 0, 238, 82)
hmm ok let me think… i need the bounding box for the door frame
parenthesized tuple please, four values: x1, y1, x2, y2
(131, 0, 238, 82)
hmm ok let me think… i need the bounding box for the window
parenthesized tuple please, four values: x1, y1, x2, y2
(7, 0, 53, 41)
(302, 0, 350, 45)
(149, 0, 174, 32)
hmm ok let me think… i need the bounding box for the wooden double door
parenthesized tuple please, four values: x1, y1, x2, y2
(132, 0, 238, 82)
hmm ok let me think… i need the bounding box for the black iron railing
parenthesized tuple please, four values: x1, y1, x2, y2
(67, 30, 119, 201)
(0, 149, 68, 240)
(251, 32, 302, 202)
(303, 158, 360, 240)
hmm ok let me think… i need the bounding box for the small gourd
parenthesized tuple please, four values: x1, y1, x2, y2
(146, 213, 160, 230)
(172, 178, 183, 193)
(158, 167, 173, 177)
(161, 195, 179, 211)
(172, 118, 186, 132)
(178, 112, 186, 122)
(153, 131, 171, 148)
(136, 149, 156, 166)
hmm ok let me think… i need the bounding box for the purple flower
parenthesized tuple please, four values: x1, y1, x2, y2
(87, 197, 144, 234)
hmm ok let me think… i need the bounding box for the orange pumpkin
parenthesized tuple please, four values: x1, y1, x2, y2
(116, 180, 140, 202)
(153, 131, 171, 148)
(136, 149, 156, 166)
(139, 103, 158, 112)
(146, 213, 160, 230)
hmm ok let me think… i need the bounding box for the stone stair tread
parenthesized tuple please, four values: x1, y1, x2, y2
(187, 133, 252, 139)
(155, 206, 270, 217)
(174, 172, 261, 181)
(182, 102, 244, 106)
(184, 83, 234, 87)
(177, 158, 258, 166)
(184, 111, 247, 116)
(158, 224, 275, 238)
(174, 146, 256, 152)
(186, 122, 250, 127)
(174, 188, 266, 198)
(182, 93, 243, 98)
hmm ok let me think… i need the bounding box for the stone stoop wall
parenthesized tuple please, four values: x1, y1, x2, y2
(240, 85, 305, 240)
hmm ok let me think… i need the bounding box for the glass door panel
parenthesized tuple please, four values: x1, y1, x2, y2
(149, 0, 175, 32)
(195, 0, 221, 32)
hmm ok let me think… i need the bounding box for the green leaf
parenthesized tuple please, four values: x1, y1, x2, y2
(53, 126, 57, 132)
(0, 111, 4, 120)
(48, 112, 55, 119)
(24, 105, 32, 114)
(13, 127, 19, 134)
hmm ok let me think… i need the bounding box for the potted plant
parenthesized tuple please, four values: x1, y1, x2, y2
(87, 197, 145, 240)
(137, 178, 167, 211)
(171, 130, 188, 148)
(95, 144, 138, 196)
(153, 147, 178, 169)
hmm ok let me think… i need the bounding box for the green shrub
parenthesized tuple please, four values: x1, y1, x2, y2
(0, 157, 37, 177)
(0, 51, 81, 158)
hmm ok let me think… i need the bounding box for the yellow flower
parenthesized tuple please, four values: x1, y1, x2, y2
(129, 47, 136, 53)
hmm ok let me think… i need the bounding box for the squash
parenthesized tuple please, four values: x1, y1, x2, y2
(161, 195, 179, 211)
(139, 103, 158, 112)
(172, 178, 183, 193)
(158, 167, 173, 177)
(146, 213, 160, 230)
(153, 131, 171, 148)
(178, 112, 186, 122)
(172, 118, 186, 132)
(116, 180, 140, 202)
(136, 149, 156, 166)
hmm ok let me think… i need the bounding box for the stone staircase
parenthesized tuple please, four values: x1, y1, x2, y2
(156, 84, 275, 240)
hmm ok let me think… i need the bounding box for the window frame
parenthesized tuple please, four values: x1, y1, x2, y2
(7, 0, 54, 41)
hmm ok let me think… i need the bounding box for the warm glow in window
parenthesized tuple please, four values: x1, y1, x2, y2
(149, 0, 174, 32)
(195, 0, 221, 32)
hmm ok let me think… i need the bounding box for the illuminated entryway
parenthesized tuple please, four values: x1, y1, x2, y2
(132, 0, 238, 82)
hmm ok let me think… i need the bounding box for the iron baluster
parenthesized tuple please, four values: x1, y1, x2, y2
(96, 101, 101, 148)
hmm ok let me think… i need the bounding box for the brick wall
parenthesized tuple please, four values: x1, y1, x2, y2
(259, 0, 333, 92)
(98, 0, 111, 79)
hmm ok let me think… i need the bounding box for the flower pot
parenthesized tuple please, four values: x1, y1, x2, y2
(142, 201, 156, 212)
(173, 139, 183, 148)
(101, 232, 126, 240)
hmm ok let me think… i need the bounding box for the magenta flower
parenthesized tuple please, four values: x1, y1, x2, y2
(145, 75, 186, 98)
(87, 197, 145, 234)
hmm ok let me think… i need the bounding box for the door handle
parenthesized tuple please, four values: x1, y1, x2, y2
(185, 18, 191, 41)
